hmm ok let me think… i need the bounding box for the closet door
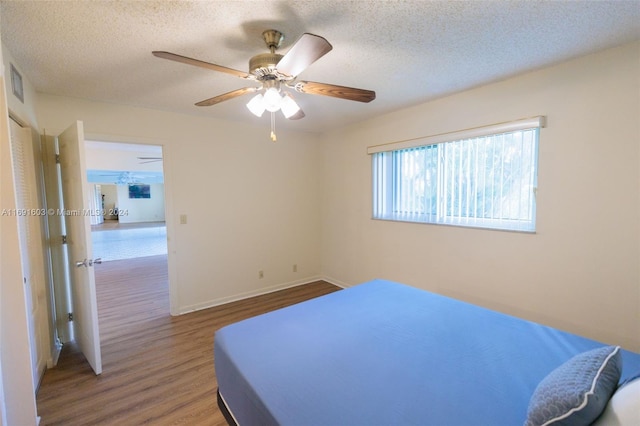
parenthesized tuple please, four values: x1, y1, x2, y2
(9, 117, 47, 389)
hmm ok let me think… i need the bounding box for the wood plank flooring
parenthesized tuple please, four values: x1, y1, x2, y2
(36, 255, 340, 425)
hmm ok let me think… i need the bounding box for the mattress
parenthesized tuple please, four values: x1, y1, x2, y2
(214, 279, 640, 425)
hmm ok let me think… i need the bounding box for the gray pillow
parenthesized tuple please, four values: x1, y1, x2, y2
(524, 345, 622, 426)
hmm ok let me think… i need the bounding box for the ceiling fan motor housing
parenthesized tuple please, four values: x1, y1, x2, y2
(262, 29, 284, 50)
(249, 53, 284, 78)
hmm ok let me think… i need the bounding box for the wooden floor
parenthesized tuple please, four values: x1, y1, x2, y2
(36, 255, 340, 425)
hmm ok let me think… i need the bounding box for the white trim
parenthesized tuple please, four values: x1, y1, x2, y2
(48, 340, 62, 368)
(177, 275, 323, 314)
(321, 275, 352, 289)
(367, 116, 546, 154)
(177, 276, 355, 316)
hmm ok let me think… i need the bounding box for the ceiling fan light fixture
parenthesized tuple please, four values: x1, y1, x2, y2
(155, 30, 375, 142)
(263, 86, 282, 112)
(246, 93, 266, 117)
(280, 93, 301, 118)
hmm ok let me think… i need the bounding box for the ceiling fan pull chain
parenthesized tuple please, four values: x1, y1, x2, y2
(270, 112, 277, 142)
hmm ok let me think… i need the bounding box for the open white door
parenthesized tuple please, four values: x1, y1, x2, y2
(57, 121, 102, 375)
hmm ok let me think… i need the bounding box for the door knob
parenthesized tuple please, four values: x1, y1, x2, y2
(76, 258, 102, 267)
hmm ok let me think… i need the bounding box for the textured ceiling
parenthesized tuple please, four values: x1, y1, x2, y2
(1, 1, 639, 134)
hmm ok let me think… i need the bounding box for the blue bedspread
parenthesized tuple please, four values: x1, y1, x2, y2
(214, 279, 640, 425)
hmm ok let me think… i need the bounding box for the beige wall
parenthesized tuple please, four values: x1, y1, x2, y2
(36, 94, 323, 314)
(320, 42, 640, 351)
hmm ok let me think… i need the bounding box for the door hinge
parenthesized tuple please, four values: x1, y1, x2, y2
(68, 312, 73, 321)
(55, 154, 60, 164)
(62, 235, 67, 244)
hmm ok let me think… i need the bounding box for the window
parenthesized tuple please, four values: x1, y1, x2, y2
(370, 117, 543, 232)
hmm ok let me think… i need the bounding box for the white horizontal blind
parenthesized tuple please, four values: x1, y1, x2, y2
(372, 123, 540, 232)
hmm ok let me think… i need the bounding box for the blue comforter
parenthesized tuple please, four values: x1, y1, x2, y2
(215, 279, 640, 425)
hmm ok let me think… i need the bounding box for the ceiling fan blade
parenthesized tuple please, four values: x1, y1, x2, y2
(286, 109, 306, 120)
(152, 51, 252, 80)
(137, 156, 162, 164)
(276, 33, 333, 77)
(293, 81, 376, 103)
(195, 87, 258, 107)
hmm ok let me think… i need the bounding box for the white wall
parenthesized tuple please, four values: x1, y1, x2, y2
(35, 95, 323, 314)
(84, 141, 163, 173)
(116, 183, 165, 223)
(320, 42, 640, 352)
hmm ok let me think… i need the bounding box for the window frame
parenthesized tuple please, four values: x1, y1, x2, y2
(370, 117, 544, 233)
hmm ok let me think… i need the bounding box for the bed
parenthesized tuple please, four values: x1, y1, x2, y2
(214, 279, 640, 425)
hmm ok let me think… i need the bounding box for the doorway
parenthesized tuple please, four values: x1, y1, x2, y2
(42, 135, 172, 367)
(83, 140, 170, 344)
(85, 140, 167, 262)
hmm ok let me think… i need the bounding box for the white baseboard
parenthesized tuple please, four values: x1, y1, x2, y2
(48, 338, 63, 368)
(320, 275, 353, 289)
(178, 275, 324, 315)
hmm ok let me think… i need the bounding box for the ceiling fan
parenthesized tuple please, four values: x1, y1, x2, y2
(137, 156, 163, 164)
(96, 171, 145, 184)
(152, 29, 376, 141)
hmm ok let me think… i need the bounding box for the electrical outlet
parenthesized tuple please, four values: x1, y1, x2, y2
(258, 270, 264, 279)
(293, 264, 297, 272)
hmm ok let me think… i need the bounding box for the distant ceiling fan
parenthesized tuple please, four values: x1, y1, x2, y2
(153, 29, 376, 141)
(97, 171, 145, 184)
(137, 156, 163, 164)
